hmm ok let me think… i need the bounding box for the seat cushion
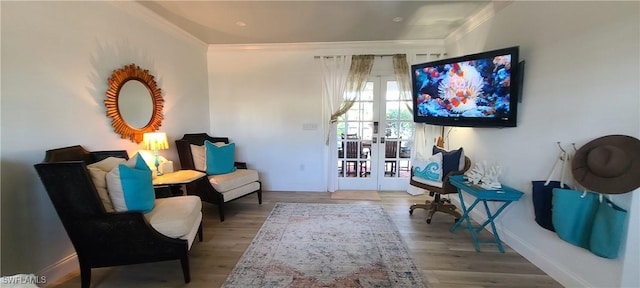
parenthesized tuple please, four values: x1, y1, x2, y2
(144, 195, 202, 238)
(221, 182, 261, 202)
(412, 176, 443, 188)
(208, 169, 259, 192)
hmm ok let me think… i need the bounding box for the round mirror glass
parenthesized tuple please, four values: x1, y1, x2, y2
(105, 64, 164, 143)
(118, 80, 153, 129)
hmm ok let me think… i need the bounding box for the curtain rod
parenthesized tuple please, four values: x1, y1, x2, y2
(313, 53, 434, 59)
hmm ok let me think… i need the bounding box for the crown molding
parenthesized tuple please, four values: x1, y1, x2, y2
(108, 1, 208, 52)
(207, 39, 446, 54)
(446, 0, 514, 43)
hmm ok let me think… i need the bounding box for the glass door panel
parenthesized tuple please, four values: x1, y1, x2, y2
(376, 78, 413, 190)
(337, 78, 413, 191)
(337, 82, 376, 190)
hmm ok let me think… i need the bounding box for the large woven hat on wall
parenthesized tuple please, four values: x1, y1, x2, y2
(572, 135, 640, 194)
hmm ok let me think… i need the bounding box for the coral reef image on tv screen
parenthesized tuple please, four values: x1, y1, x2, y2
(414, 54, 512, 119)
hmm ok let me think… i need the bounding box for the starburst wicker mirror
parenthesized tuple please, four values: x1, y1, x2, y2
(105, 64, 164, 143)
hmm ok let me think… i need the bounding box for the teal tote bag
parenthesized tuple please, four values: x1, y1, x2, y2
(552, 188, 599, 249)
(589, 198, 627, 259)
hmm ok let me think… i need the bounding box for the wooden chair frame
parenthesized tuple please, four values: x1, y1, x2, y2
(34, 145, 201, 288)
(175, 133, 262, 221)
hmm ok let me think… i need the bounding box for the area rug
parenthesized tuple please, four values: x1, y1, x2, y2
(330, 190, 381, 201)
(222, 203, 427, 288)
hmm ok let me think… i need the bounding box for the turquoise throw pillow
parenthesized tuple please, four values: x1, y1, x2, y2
(118, 155, 155, 213)
(205, 140, 237, 175)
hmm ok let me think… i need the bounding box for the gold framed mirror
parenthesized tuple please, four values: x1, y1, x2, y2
(105, 64, 164, 143)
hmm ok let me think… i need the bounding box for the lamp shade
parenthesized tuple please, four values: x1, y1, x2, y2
(142, 132, 169, 151)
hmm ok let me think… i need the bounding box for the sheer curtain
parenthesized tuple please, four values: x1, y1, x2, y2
(395, 54, 442, 195)
(321, 55, 374, 192)
(392, 54, 412, 114)
(321, 56, 350, 192)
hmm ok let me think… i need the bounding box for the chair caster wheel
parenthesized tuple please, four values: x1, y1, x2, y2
(426, 219, 432, 224)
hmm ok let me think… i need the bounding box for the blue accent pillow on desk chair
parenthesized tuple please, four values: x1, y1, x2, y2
(433, 146, 464, 177)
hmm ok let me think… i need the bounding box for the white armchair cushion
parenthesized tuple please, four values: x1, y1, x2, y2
(191, 142, 228, 172)
(208, 169, 259, 192)
(144, 195, 202, 239)
(190, 144, 206, 171)
(87, 157, 126, 212)
(219, 182, 261, 202)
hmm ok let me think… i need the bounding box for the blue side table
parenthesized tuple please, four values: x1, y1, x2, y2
(449, 175, 524, 253)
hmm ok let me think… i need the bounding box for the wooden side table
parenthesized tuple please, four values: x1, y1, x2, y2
(448, 175, 523, 253)
(152, 170, 206, 198)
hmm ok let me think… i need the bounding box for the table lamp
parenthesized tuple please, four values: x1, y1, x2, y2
(143, 132, 169, 176)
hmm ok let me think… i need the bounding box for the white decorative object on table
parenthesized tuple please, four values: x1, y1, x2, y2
(464, 160, 502, 190)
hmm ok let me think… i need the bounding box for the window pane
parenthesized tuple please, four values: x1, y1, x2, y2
(399, 121, 413, 139)
(336, 122, 345, 137)
(386, 102, 400, 120)
(386, 81, 399, 100)
(362, 102, 374, 121)
(362, 122, 373, 141)
(399, 103, 412, 120)
(361, 82, 374, 101)
(400, 141, 411, 158)
(345, 109, 360, 120)
(385, 122, 398, 138)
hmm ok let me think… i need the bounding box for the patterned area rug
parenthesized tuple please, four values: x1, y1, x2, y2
(222, 203, 427, 288)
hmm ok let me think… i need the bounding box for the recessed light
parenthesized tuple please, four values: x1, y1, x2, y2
(235, 21, 247, 27)
(392, 17, 403, 23)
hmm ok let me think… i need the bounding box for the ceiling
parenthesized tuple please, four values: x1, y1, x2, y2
(138, 1, 492, 45)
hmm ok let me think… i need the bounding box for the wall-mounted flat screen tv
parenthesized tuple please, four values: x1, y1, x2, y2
(411, 46, 521, 127)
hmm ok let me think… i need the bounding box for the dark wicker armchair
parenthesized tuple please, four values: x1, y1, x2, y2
(176, 133, 262, 221)
(409, 156, 471, 224)
(34, 145, 201, 288)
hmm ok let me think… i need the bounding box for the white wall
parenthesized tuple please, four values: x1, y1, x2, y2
(206, 42, 445, 192)
(0, 1, 209, 283)
(444, 2, 639, 287)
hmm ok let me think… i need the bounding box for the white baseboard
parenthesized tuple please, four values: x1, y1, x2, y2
(498, 226, 589, 287)
(451, 198, 588, 287)
(37, 253, 78, 287)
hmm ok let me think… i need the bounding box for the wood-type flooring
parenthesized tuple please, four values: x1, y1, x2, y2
(51, 191, 562, 288)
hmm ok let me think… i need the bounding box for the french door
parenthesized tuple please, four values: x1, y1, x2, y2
(337, 76, 413, 191)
